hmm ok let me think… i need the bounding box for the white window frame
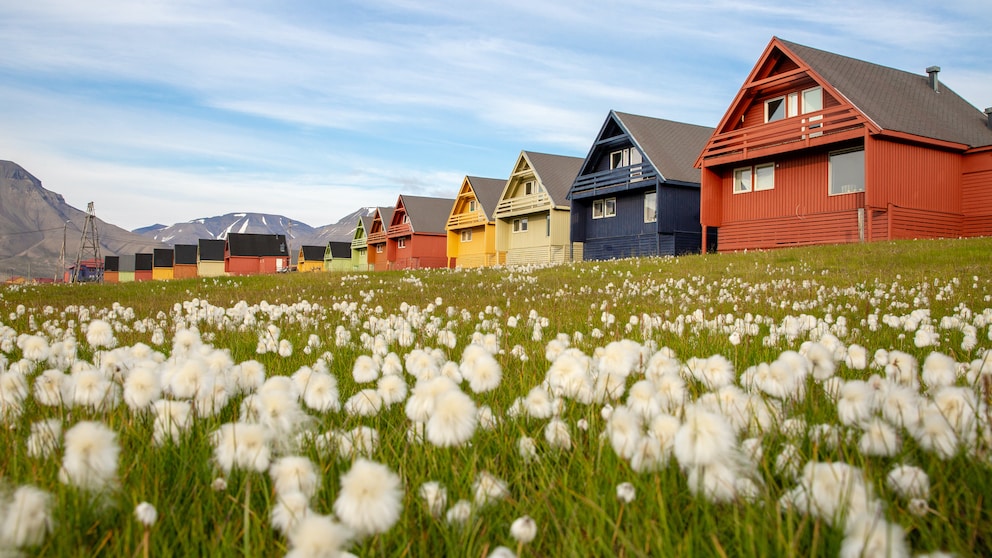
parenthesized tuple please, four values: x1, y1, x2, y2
(460, 230, 472, 242)
(801, 87, 823, 114)
(754, 163, 775, 191)
(644, 191, 657, 223)
(765, 96, 787, 123)
(592, 198, 617, 219)
(523, 181, 536, 195)
(829, 148, 865, 196)
(402, 214, 410, 224)
(733, 166, 752, 194)
(398, 237, 408, 249)
(376, 244, 383, 253)
(468, 199, 478, 212)
(512, 217, 528, 233)
(610, 149, 628, 169)
(592, 199, 604, 219)
(546, 215, 551, 237)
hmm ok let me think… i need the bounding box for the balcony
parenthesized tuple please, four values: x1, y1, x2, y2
(387, 223, 413, 237)
(699, 106, 864, 166)
(569, 164, 657, 200)
(494, 192, 551, 217)
(366, 231, 387, 245)
(350, 236, 367, 250)
(446, 211, 489, 229)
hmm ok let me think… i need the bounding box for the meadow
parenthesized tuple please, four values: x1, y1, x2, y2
(1, 237, 991, 557)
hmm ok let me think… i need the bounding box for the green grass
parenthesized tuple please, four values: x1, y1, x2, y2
(1, 237, 992, 556)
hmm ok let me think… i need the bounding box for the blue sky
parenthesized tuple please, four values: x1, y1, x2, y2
(1, 0, 990, 231)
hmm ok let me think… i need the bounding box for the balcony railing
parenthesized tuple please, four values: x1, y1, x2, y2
(350, 237, 367, 249)
(569, 164, 657, 199)
(387, 223, 413, 237)
(494, 192, 551, 216)
(446, 211, 489, 229)
(700, 106, 863, 165)
(367, 231, 387, 244)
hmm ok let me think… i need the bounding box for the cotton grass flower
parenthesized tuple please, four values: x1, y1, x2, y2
(886, 464, 930, 500)
(352, 355, 380, 384)
(858, 417, 901, 457)
(333, 458, 403, 538)
(59, 420, 120, 491)
(1, 484, 53, 548)
(445, 500, 472, 525)
(376, 374, 408, 406)
(544, 417, 572, 450)
(298, 369, 340, 413)
(426, 389, 477, 447)
(418, 481, 447, 519)
(674, 404, 736, 468)
(85, 319, 116, 349)
(344, 388, 384, 417)
(32, 369, 71, 407)
(518, 436, 539, 463)
(270, 491, 313, 536)
(212, 422, 272, 474)
(839, 512, 909, 558)
(285, 514, 353, 558)
(473, 471, 509, 507)
(26, 418, 62, 459)
(616, 482, 636, 504)
(134, 501, 158, 526)
(921, 352, 958, 390)
(510, 515, 537, 547)
(270, 456, 321, 498)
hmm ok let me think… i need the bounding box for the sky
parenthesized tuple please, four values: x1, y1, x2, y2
(1, 1, 990, 231)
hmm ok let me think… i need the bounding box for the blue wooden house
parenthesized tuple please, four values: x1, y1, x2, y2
(568, 111, 716, 259)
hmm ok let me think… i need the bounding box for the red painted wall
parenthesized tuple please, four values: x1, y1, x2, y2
(392, 234, 449, 269)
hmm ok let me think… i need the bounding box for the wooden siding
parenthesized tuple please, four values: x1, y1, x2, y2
(298, 261, 324, 272)
(392, 234, 448, 270)
(104, 271, 119, 283)
(866, 137, 962, 213)
(719, 149, 865, 223)
(173, 264, 198, 279)
(152, 268, 174, 281)
(962, 151, 992, 237)
(496, 208, 578, 265)
(369, 243, 391, 271)
(447, 223, 495, 268)
(717, 209, 862, 251)
(350, 248, 369, 271)
(118, 271, 135, 283)
(197, 261, 227, 277)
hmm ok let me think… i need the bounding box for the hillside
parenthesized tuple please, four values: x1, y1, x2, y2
(0, 160, 166, 281)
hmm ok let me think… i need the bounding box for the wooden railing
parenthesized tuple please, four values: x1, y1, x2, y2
(367, 231, 387, 244)
(700, 106, 863, 164)
(387, 223, 413, 237)
(495, 192, 550, 216)
(446, 211, 488, 228)
(570, 164, 656, 198)
(350, 237, 366, 250)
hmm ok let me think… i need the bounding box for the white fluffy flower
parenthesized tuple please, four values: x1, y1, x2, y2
(1, 485, 53, 547)
(333, 458, 403, 538)
(510, 515, 537, 544)
(59, 421, 120, 491)
(134, 502, 158, 527)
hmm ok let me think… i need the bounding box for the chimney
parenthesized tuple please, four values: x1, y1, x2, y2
(985, 108, 992, 130)
(926, 66, 940, 92)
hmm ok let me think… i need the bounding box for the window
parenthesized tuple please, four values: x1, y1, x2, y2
(402, 214, 410, 224)
(829, 148, 865, 195)
(765, 96, 786, 122)
(546, 215, 551, 237)
(802, 87, 823, 114)
(754, 163, 775, 191)
(787, 92, 799, 118)
(398, 237, 407, 249)
(376, 244, 383, 253)
(734, 164, 775, 193)
(468, 199, 478, 212)
(523, 181, 536, 195)
(609, 147, 642, 169)
(592, 198, 617, 219)
(513, 217, 528, 233)
(460, 230, 472, 242)
(644, 191, 657, 223)
(733, 167, 752, 193)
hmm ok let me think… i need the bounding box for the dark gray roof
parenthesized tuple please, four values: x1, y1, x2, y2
(358, 214, 374, 237)
(104, 256, 120, 272)
(396, 195, 455, 234)
(465, 176, 506, 220)
(300, 245, 325, 261)
(174, 244, 198, 265)
(135, 253, 153, 271)
(226, 233, 288, 257)
(198, 239, 226, 261)
(612, 112, 714, 184)
(779, 38, 992, 148)
(326, 241, 351, 259)
(372, 207, 394, 233)
(153, 248, 174, 268)
(521, 151, 584, 207)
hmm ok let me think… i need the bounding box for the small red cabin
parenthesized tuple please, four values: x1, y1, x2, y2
(224, 233, 289, 275)
(387, 194, 455, 270)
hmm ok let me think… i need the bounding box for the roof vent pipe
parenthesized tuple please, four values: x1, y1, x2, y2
(985, 108, 992, 130)
(926, 66, 940, 92)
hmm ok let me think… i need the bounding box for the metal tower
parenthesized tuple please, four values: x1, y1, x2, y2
(72, 202, 102, 282)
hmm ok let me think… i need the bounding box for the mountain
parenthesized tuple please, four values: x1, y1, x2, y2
(0, 160, 167, 281)
(136, 213, 316, 246)
(137, 207, 377, 261)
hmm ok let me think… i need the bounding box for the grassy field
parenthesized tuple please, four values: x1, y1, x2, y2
(1, 237, 991, 557)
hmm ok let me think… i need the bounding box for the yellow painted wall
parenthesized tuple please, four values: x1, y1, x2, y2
(152, 268, 174, 281)
(197, 262, 227, 277)
(298, 261, 324, 272)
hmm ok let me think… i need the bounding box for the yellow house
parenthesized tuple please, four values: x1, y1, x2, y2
(446, 176, 506, 268)
(297, 245, 325, 272)
(494, 151, 584, 265)
(151, 248, 174, 281)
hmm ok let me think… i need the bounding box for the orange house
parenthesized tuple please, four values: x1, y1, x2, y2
(366, 207, 394, 271)
(696, 37, 992, 252)
(387, 195, 455, 270)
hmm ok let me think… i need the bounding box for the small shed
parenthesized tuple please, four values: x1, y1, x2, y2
(225, 233, 289, 275)
(104, 256, 120, 284)
(197, 239, 227, 277)
(134, 253, 154, 282)
(323, 241, 352, 272)
(173, 244, 199, 279)
(118, 254, 136, 283)
(298, 245, 326, 272)
(152, 248, 174, 281)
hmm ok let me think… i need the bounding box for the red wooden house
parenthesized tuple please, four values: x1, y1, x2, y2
(696, 37, 992, 251)
(366, 207, 394, 271)
(224, 233, 289, 275)
(387, 195, 456, 270)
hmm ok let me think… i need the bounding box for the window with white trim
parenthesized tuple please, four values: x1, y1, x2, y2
(376, 244, 383, 253)
(460, 230, 472, 242)
(644, 191, 657, 223)
(512, 217, 528, 232)
(398, 237, 408, 249)
(829, 148, 864, 195)
(609, 147, 643, 169)
(546, 215, 551, 237)
(592, 198, 617, 219)
(766, 86, 823, 123)
(523, 181, 536, 195)
(402, 214, 410, 224)
(765, 96, 787, 122)
(468, 199, 478, 212)
(734, 163, 775, 193)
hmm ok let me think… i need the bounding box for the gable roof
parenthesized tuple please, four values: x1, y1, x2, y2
(522, 151, 584, 206)
(326, 241, 351, 259)
(612, 112, 714, 184)
(299, 245, 325, 261)
(371, 207, 394, 233)
(776, 38, 991, 148)
(466, 176, 506, 220)
(396, 195, 456, 233)
(174, 244, 198, 265)
(198, 239, 225, 261)
(358, 214, 374, 235)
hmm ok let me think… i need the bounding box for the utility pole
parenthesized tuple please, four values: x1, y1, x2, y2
(72, 202, 102, 283)
(287, 220, 293, 269)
